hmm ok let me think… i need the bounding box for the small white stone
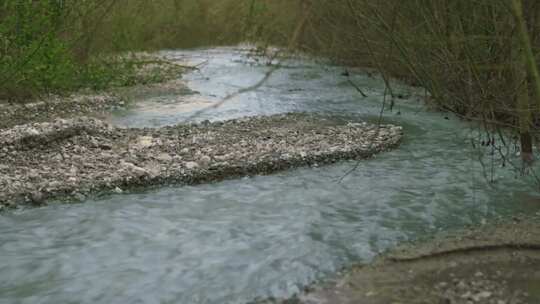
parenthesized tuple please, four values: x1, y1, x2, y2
(472, 291, 492, 301)
(113, 187, 123, 194)
(136, 136, 154, 148)
(27, 128, 40, 136)
(199, 155, 211, 166)
(365, 291, 375, 297)
(122, 162, 147, 177)
(156, 153, 173, 162)
(184, 161, 199, 170)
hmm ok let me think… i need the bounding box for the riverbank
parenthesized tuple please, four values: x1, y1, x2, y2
(0, 93, 122, 130)
(0, 53, 190, 130)
(0, 113, 402, 210)
(265, 217, 540, 304)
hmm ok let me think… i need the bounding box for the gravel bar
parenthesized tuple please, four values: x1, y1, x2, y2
(0, 113, 403, 210)
(0, 93, 121, 130)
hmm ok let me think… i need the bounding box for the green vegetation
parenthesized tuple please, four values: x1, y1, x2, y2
(3, 0, 540, 162)
(0, 1, 145, 100)
(0, 0, 241, 102)
(0, 0, 301, 101)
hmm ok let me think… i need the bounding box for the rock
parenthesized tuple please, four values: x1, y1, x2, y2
(184, 161, 199, 170)
(214, 154, 228, 161)
(456, 281, 467, 289)
(47, 181, 62, 188)
(113, 187, 123, 194)
(472, 291, 492, 301)
(144, 163, 162, 177)
(29, 191, 45, 205)
(27, 128, 40, 136)
(199, 155, 211, 166)
(122, 162, 148, 177)
(135, 136, 154, 148)
(436, 282, 448, 288)
(156, 153, 173, 162)
(73, 192, 86, 201)
(365, 291, 375, 297)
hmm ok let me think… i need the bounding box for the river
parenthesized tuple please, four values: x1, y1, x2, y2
(0, 46, 539, 304)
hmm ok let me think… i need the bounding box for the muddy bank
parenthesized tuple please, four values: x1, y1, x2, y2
(0, 113, 402, 210)
(267, 218, 540, 304)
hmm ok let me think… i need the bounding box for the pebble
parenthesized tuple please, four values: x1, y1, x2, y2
(184, 161, 199, 170)
(113, 187, 123, 194)
(156, 153, 173, 162)
(73, 192, 86, 201)
(473, 291, 492, 300)
(199, 155, 211, 166)
(0, 113, 402, 209)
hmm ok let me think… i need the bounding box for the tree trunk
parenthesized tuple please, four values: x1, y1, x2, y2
(288, 0, 311, 50)
(511, 0, 540, 164)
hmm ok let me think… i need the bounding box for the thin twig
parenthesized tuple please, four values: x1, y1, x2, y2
(346, 77, 368, 98)
(185, 63, 280, 121)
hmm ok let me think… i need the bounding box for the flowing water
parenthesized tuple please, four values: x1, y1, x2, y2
(1, 47, 539, 304)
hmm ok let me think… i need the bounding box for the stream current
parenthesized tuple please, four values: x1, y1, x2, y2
(1, 47, 539, 304)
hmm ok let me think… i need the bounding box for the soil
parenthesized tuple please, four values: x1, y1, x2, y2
(264, 218, 540, 304)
